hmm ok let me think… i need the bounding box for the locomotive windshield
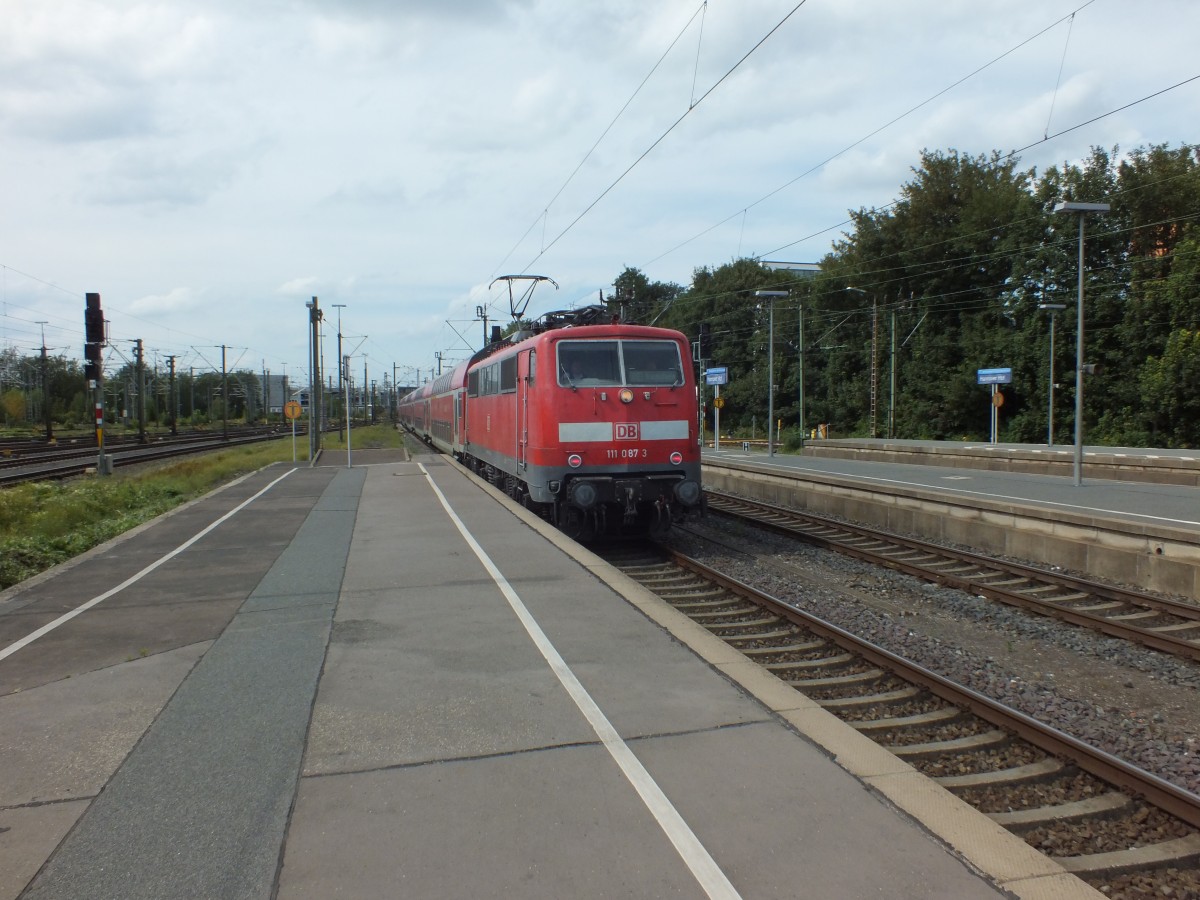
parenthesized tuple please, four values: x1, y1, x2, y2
(558, 339, 683, 388)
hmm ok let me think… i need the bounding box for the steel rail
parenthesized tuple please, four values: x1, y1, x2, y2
(706, 490, 1200, 663)
(661, 546, 1200, 830)
(0, 433, 291, 487)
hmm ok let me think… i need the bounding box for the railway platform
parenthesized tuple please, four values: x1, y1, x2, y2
(703, 446, 1200, 598)
(1, 452, 1101, 898)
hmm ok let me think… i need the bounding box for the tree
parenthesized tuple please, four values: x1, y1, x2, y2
(1140, 329, 1200, 445)
(608, 266, 683, 325)
(832, 149, 1042, 438)
(1, 389, 23, 424)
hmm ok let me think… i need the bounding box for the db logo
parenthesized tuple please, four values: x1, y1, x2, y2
(616, 423, 639, 441)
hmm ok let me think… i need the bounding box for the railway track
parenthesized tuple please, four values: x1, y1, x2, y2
(0, 429, 294, 486)
(601, 543, 1200, 896)
(705, 490, 1200, 664)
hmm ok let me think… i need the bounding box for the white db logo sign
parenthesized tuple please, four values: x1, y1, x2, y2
(616, 423, 639, 441)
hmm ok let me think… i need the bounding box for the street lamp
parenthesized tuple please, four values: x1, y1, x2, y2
(755, 290, 789, 457)
(1053, 200, 1110, 486)
(845, 286, 875, 437)
(1037, 302, 1066, 446)
(306, 297, 323, 461)
(332, 303, 346, 439)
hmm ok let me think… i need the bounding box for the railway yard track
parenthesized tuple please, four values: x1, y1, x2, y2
(706, 490, 1200, 664)
(0, 427, 296, 486)
(600, 535, 1200, 897)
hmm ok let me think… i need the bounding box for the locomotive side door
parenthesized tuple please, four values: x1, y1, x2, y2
(454, 392, 462, 448)
(517, 349, 534, 469)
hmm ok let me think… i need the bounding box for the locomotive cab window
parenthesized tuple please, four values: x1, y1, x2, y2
(558, 339, 683, 388)
(559, 342, 619, 387)
(623, 340, 684, 386)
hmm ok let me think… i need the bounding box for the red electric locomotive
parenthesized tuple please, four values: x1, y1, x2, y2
(399, 303, 703, 539)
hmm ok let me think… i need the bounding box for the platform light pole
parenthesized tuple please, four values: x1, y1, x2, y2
(306, 297, 323, 461)
(1053, 200, 1110, 486)
(1037, 302, 1066, 446)
(344, 354, 352, 469)
(797, 297, 805, 452)
(332, 303, 346, 441)
(755, 290, 789, 457)
(845, 286, 870, 438)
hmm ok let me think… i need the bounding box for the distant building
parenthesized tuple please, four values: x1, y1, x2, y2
(762, 261, 820, 277)
(264, 374, 300, 413)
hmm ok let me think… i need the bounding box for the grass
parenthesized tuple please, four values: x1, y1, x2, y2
(322, 423, 409, 450)
(0, 438, 297, 590)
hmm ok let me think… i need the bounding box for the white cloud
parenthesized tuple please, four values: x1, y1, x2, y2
(127, 287, 204, 316)
(1, 0, 1197, 380)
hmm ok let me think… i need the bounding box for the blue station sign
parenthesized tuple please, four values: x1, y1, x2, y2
(705, 367, 729, 386)
(977, 367, 1012, 385)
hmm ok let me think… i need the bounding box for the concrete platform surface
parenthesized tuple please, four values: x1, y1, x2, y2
(1, 453, 1104, 898)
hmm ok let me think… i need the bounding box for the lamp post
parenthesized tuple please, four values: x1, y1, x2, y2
(755, 290, 789, 457)
(306, 297, 323, 461)
(332, 303, 346, 440)
(845, 286, 871, 437)
(1053, 200, 1110, 486)
(797, 297, 805, 452)
(1037, 302, 1066, 446)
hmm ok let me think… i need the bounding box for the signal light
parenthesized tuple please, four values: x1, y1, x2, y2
(85, 292, 105, 344)
(84, 294, 105, 381)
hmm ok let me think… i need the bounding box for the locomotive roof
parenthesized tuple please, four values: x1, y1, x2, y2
(468, 318, 685, 369)
(400, 318, 689, 404)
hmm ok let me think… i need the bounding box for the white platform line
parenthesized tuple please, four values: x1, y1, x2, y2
(419, 464, 742, 900)
(0, 468, 296, 664)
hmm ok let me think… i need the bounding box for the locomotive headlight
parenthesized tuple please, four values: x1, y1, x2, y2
(570, 480, 598, 509)
(567, 454, 583, 468)
(619, 388, 634, 404)
(674, 479, 701, 506)
(669, 451, 683, 465)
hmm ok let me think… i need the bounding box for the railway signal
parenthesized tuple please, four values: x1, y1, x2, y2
(84, 293, 112, 475)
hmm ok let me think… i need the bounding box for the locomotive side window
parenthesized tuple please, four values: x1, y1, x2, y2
(468, 370, 480, 398)
(528, 350, 536, 386)
(481, 363, 499, 396)
(500, 356, 517, 393)
(623, 340, 683, 386)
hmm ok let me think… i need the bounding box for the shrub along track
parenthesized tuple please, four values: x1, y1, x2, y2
(597, 540, 1200, 898)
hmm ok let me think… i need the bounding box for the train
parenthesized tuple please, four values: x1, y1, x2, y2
(398, 302, 704, 539)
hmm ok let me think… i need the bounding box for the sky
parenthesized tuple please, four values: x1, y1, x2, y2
(2, 0, 1197, 392)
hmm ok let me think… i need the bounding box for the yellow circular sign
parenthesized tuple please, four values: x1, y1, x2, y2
(284, 400, 303, 420)
(991, 390, 1005, 408)
(712, 396, 725, 409)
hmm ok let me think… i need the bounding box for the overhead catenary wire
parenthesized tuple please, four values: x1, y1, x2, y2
(517, 0, 813, 275)
(1044, 10, 1077, 139)
(643, 0, 1101, 271)
(488, 0, 711, 282)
